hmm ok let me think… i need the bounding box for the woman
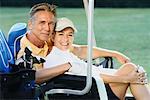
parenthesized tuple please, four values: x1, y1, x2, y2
(44, 17, 150, 100)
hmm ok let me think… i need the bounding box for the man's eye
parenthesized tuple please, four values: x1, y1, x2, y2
(69, 34, 73, 37)
(40, 21, 45, 24)
(49, 22, 55, 26)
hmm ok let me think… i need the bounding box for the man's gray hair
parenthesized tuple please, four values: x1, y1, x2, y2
(29, 3, 57, 18)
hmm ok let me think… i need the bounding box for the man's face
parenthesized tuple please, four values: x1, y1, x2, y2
(53, 28, 74, 51)
(28, 11, 56, 42)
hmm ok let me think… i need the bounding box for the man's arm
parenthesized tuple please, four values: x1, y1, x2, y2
(72, 44, 130, 64)
(36, 63, 71, 83)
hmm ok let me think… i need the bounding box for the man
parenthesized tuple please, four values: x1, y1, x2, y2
(17, 3, 72, 83)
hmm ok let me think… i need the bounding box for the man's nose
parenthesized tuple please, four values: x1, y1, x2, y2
(44, 24, 50, 31)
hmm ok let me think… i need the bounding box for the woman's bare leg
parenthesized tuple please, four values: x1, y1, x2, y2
(109, 63, 150, 100)
(130, 82, 150, 100)
(108, 63, 135, 99)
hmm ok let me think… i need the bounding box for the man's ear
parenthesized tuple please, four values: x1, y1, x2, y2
(51, 32, 55, 42)
(28, 20, 32, 30)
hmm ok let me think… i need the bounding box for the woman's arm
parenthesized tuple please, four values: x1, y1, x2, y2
(72, 44, 130, 64)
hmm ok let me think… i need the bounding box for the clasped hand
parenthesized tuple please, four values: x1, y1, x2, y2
(127, 67, 148, 84)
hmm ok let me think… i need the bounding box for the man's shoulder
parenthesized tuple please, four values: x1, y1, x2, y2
(20, 33, 34, 47)
(20, 34, 28, 42)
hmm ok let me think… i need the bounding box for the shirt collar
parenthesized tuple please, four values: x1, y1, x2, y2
(25, 34, 49, 56)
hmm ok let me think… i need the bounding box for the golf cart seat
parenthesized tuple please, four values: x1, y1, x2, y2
(43, 74, 101, 100)
(8, 22, 27, 60)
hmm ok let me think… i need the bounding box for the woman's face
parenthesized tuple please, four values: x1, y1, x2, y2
(53, 27, 74, 51)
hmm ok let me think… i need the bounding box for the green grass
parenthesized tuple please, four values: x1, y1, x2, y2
(0, 7, 150, 80)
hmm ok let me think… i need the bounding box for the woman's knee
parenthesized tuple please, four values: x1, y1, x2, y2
(122, 62, 137, 70)
(116, 62, 138, 75)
